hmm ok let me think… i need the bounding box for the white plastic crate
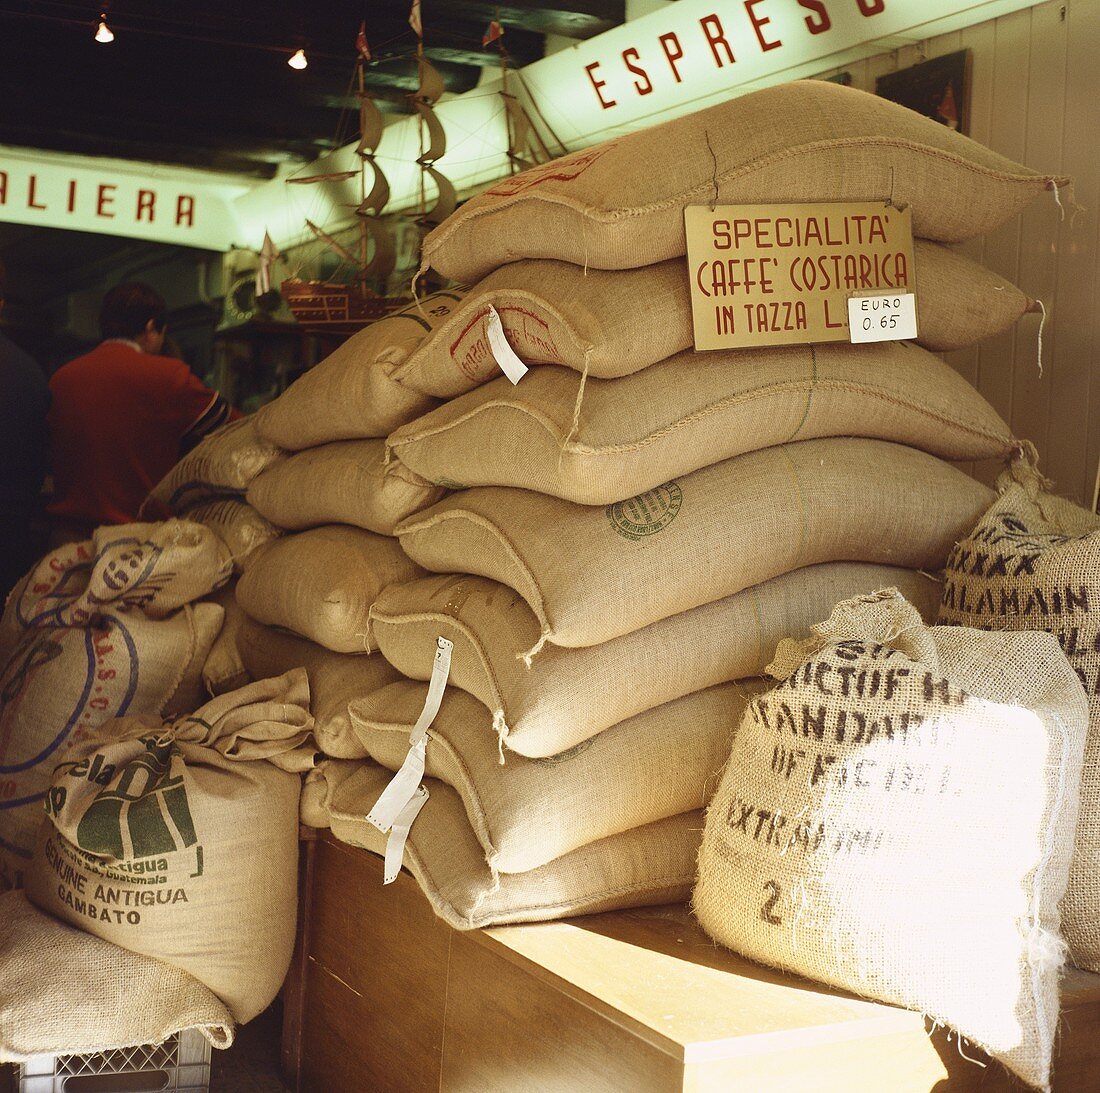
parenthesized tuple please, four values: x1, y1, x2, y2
(17, 1028, 211, 1093)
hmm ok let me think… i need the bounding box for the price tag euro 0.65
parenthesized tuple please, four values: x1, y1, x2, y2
(847, 293, 918, 344)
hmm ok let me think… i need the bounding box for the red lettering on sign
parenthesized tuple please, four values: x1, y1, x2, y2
(659, 32, 684, 82)
(67, 179, 77, 213)
(700, 15, 735, 68)
(857, 0, 886, 14)
(136, 189, 156, 222)
(28, 175, 46, 210)
(745, 0, 782, 51)
(0, 170, 8, 205)
(621, 47, 653, 96)
(96, 184, 116, 218)
(175, 194, 195, 227)
(798, 0, 832, 33)
(584, 61, 617, 110)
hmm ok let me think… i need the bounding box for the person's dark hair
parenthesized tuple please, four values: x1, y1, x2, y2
(99, 282, 167, 339)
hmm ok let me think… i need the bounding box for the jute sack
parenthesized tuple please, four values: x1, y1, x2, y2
(694, 591, 1087, 1093)
(387, 343, 1012, 504)
(0, 524, 230, 887)
(236, 525, 423, 653)
(25, 671, 314, 1024)
(247, 438, 445, 535)
(353, 679, 764, 874)
(5, 519, 232, 627)
(395, 242, 1030, 400)
(938, 447, 1100, 973)
(201, 584, 250, 696)
(236, 616, 400, 758)
(301, 759, 699, 930)
(422, 80, 1065, 282)
(395, 437, 992, 650)
(368, 563, 941, 758)
(255, 291, 463, 451)
(143, 417, 284, 517)
(185, 498, 280, 571)
(0, 890, 234, 1061)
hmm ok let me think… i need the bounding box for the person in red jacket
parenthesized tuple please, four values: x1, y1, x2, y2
(47, 282, 232, 537)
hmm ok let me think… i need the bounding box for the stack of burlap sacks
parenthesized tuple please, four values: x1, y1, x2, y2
(0, 521, 315, 1063)
(692, 441, 1100, 1091)
(195, 80, 1067, 932)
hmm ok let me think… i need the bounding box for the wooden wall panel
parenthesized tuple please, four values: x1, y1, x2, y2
(1049, 0, 1100, 504)
(818, 0, 1098, 505)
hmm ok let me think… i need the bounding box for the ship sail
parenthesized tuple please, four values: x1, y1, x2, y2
(416, 55, 445, 105)
(361, 217, 397, 279)
(412, 100, 447, 163)
(420, 166, 456, 225)
(357, 161, 390, 217)
(357, 95, 385, 155)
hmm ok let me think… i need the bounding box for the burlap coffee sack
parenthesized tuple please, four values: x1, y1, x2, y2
(7, 520, 232, 627)
(352, 679, 764, 874)
(26, 671, 314, 1023)
(248, 438, 445, 536)
(236, 525, 423, 654)
(255, 291, 463, 451)
(236, 616, 400, 758)
(395, 438, 992, 650)
(302, 759, 699, 930)
(201, 584, 250, 696)
(0, 890, 234, 1061)
(423, 80, 1065, 282)
(395, 242, 1030, 400)
(185, 498, 280, 572)
(939, 447, 1100, 973)
(143, 417, 284, 517)
(695, 591, 1087, 1092)
(368, 564, 941, 758)
(1, 524, 230, 887)
(913, 239, 1034, 352)
(387, 342, 1012, 505)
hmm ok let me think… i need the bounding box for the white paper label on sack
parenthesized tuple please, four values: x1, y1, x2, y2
(366, 636, 452, 833)
(847, 293, 918, 344)
(486, 304, 529, 384)
(383, 785, 428, 885)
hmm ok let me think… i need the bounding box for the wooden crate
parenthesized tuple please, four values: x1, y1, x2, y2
(282, 831, 1100, 1092)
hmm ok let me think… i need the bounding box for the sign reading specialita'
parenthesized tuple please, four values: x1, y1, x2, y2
(685, 201, 916, 350)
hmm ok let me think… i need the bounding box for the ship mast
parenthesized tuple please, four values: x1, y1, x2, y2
(484, 15, 551, 174)
(353, 52, 396, 295)
(408, 3, 455, 268)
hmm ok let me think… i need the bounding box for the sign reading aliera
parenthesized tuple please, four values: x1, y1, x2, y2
(684, 201, 916, 350)
(0, 147, 253, 250)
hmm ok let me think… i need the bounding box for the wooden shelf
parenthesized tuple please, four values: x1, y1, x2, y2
(282, 831, 1100, 1092)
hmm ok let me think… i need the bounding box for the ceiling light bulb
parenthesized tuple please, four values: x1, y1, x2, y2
(288, 48, 308, 70)
(94, 17, 114, 43)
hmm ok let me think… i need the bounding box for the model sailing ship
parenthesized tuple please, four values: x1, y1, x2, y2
(280, 16, 454, 330)
(280, 11, 547, 332)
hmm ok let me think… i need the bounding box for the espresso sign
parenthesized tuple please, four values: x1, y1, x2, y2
(685, 202, 916, 350)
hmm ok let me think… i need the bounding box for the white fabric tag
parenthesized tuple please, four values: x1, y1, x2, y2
(847, 293, 918, 343)
(486, 304, 528, 384)
(366, 636, 452, 833)
(383, 785, 428, 885)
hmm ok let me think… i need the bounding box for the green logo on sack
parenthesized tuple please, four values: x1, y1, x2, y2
(71, 738, 197, 860)
(606, 482, 683, 542)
